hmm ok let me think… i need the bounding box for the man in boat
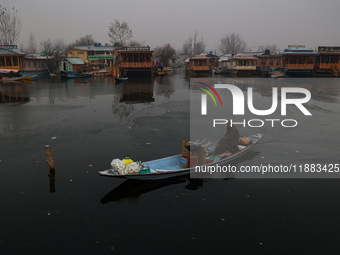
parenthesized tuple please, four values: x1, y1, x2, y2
(214, 120, 239, 155)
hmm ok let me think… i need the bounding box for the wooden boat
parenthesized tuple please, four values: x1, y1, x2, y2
(60, 71, 93, 79)
(0, 76, 34, 82)
(115, 77, 128, 83)
(165, 67, 174, 76)
(157, 68, 165, 76)
(99, 134, 263, 180)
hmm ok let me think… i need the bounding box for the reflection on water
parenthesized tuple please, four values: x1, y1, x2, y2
(111, 81, 155, 120)
(0, 83, 30, 104)
(101, 179, 186, 204)
(101, 178, 207, 204)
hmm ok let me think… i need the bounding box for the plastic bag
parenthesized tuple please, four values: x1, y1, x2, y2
(110, 159, 126, 174)
(122, 154, 134, 166)
(125, 162, 140, 174)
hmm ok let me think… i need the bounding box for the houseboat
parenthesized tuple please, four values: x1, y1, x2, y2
(256, 50, 283, 77)
(315, 46, 340, 77)
(185, 54, 211, 76)
(0, 48, 25, 71)
(23, 54, 54, 77)
(281, 48, 319, 76)
(59, 57, 92, 78)
(67, 44, 116, 68)
(116, 46, 154, 76)
(226, 52, 263, 76)
(217, 55, 232, 74)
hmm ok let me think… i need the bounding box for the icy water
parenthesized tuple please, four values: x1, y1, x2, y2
(0, 75, 340, 254)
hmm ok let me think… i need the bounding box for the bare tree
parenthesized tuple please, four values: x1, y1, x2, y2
(192, 30, 206, 55)
(52, 39, 66, 54)
(64, 34, 96, 53)
(154, 43, 176, 66)
(40, 39, 53, 55)
(182, 36, 193, 55)
(108, 19, 133, 46)
(75, 34, 95, 46)
(65, 42, 76, 52)
(181, 31, 206, 55)
(26, 32, 37, 53)
(0, 6, 22, 45)
(219, 32, 247, 55)
(194, 39, 206, 55)
(261, 44, 279, 53)
(128, 40, 144, 47)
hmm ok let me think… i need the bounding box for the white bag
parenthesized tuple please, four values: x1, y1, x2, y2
(125, 162, 140, 174)
(110, 159, 126, 175)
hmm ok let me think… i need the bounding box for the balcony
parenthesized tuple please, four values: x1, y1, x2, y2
(120, 62, 153, 68)
(191, 66, 210, 71)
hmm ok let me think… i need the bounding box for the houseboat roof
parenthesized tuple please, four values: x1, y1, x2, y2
(0, 48, 26, 56)
(65, 57, 85, 65)
(25, 54, 55, 60)
(118, 46, 153, 52)
(317, 46, 340, 53)
(233, 52, 263, 59)
(218, 55, 231, 62)
(257, 53, 283, 58)
(283, 48, 319, 55)
(73, 45, 115, 51)
(190, 54, 209, 59)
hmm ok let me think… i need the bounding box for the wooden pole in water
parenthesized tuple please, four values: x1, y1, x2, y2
(45, 145, 55, 172)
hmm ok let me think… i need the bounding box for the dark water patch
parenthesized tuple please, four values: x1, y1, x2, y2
(0, 75, 340, 254)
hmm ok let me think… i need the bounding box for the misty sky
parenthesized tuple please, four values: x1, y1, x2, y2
(2, 0, 340, 52)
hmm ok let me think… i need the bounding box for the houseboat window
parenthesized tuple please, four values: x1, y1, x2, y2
(12, 57, 18, 66)
(261, 60, 265, 66)
(270, 60, 273, 66)
(6, 57, 12, 67)
(0, 57, 5, 66)
(308, 57, 313, 64)
(330, 56, 338, 63)
(321, 56, 329, 63)
(276, 60, 280, 66)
